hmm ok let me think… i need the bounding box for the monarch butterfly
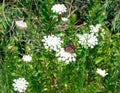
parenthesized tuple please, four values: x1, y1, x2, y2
(64, 42, 75, 53)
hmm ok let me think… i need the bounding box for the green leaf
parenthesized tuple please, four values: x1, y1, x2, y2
(94, 57, 103, 64)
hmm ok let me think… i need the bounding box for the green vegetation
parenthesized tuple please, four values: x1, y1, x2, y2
(0, 0, 120, 93)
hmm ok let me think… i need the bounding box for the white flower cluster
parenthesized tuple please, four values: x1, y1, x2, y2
(12, 78, 29, 93)
(42, 35, 76, 64)
(22, 55, 32, 62)
(78, 33, 98, 48)
(90, 24, 101, 36)
(51, 4, 67, 14)
(42, 35, 63, 52)
(56, 48, 76, 64)
(15, 20, 27, 30)
(96, 68, 108, 77)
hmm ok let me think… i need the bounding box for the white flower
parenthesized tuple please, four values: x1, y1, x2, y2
(51, 4, 67, 14)
(15, 20, 27, 30)
(90, 24, 101, 36)
(22, 55, 32, 62)
(78, 33, 98, 48)
(12, 78, 29, 93)
(96, 68, 108, 77)
(42, 35, 63, 52)
(87, 33, 98, 48)
(56, 48, 76, 64)
(77, 34, 88, 48)
(61, 17, 68, 22)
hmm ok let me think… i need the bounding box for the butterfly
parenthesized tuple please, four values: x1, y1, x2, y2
(64, 42, 75, 53)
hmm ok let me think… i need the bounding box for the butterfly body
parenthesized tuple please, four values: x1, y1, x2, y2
(64, 42, 75, 53)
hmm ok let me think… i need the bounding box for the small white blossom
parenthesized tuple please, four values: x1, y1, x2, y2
(22, 55, 32, 62)
(15, 20, 27, 30)
(90, 24, 101, 36)
(56, 48, 76, 64)
(42, 35, 63, 52)
(96, 68, 108, 77)
(78, 33, 98, 48)
(12, 78, 29, 93)
(61, 17, 68, 22)
(77, 34, 88, 48)
(51, 4, 67, 14)
(87, 33, 98, 48)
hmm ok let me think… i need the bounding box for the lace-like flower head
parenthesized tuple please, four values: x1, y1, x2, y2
(77, 33, 98, 48)
(51, 4, 67, 14)
(12, 78, 29, 93)
(42, 35, 63, 52)
(96, 68, 108, 77)
(90, 24, 101, 36)
(56, 48, 76, 64)
(22, 55, 32, 62)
